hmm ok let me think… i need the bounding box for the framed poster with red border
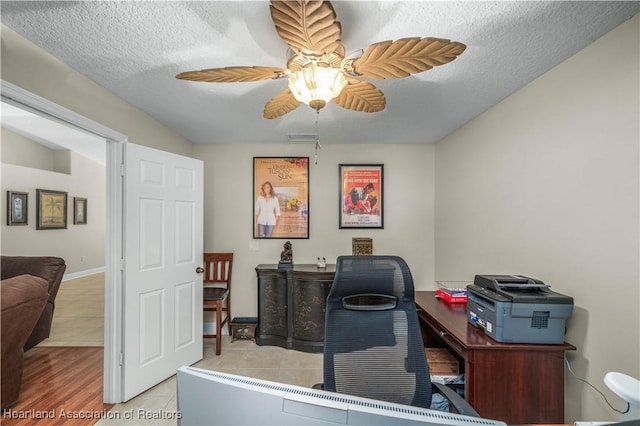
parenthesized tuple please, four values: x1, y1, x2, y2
(339, 164, 383, 229)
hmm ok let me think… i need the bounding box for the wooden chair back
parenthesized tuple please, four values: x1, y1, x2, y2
(202, 252, 233, 355)
(203, 252, 233, 289)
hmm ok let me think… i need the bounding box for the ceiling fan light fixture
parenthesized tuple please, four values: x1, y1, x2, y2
(288, 63, 348, 111)
(177, 1, 466, 120)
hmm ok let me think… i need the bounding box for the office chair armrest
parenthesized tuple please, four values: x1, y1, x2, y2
(432, 382, 479, 417)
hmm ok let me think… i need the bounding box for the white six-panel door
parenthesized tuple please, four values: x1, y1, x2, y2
(123, 143, 203, 401)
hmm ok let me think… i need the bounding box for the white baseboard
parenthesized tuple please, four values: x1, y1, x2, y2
(63, 267, 105, 282)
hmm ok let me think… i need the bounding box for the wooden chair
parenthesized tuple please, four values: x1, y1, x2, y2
(203, 253, 233, 355)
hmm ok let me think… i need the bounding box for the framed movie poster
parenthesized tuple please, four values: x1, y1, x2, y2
(36, 189, 68, 230)
(253, 157, 309, 239)
(339, 164, 383, 229)
(7, 191, 28, 226)
(74, 197, 88, 225)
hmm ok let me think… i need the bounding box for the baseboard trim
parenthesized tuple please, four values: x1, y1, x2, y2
(63, 267, 105, 281)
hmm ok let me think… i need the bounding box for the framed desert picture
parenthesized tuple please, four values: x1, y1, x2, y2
(74, 197, 87, 225)
(6, 191, 28, 226)
(36, 189, 67, 230)
(253, 157, 309, 239)
(339, 164, 383, 229)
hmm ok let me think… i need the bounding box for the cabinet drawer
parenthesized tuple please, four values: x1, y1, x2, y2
(291, 279, 331, 341)
(421, 314, 465, 358)
(257, 272, 288, 337)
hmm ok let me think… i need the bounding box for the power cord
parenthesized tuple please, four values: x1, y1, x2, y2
(565, 357, 630, 414)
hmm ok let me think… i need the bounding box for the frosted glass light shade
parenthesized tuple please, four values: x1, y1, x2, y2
(288, 63, 348, 110)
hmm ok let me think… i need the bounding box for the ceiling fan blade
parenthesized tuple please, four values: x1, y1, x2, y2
(333, 81, 385, 113)
(270, 0, 343, 56)
(349, 37, 466, 79)
(176, 66, 289, 83)
(264, 88, 302, 119)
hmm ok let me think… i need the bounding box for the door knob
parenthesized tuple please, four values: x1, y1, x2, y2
(196, 267, 204, 274)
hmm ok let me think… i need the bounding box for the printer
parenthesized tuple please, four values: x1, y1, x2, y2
(467, 275, 573, 344)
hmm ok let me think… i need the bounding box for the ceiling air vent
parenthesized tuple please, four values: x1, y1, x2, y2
(287, 133, 318, 143)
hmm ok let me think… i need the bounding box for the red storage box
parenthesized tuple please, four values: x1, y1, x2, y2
(435, 281, 470, 303)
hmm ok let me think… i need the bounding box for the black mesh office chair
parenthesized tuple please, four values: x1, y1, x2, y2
(322, 255, 478, 415)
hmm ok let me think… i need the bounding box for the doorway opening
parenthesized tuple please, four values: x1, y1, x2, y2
(1, 80, 125, 403)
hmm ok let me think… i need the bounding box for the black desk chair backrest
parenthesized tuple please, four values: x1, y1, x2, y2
(323, 255, 432, 408)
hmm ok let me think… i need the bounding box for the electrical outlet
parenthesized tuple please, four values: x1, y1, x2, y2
(81, 256, 85, 262)
(249, 241, 259, 252)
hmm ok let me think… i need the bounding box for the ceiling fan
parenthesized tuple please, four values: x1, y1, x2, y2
(176, 0, 466, 119)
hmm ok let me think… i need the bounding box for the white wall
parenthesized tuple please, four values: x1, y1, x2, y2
(435, 14, 639, 423)
(193, 143, 435, 317)
(1, 128, 60, 171)
(1, 145, 106, 275)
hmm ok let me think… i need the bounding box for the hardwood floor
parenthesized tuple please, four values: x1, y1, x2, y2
(38, 273, 104, 347)
(2, 347, 113, 425)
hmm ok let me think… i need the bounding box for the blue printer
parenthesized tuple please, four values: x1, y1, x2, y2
(467, 275, 573, 344)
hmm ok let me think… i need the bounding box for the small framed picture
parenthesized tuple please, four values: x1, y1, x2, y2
(74, 197, 88, 225)
(36, 189, 68, 230)
(352, 238, 373, 255)
(339, 164, 384, 229)
(7, 191, 29, 226)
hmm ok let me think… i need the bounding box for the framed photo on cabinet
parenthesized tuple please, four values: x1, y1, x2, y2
(352, 237, 373, 255)
(36, 189, 67, 230)
(7, 191, 28, 226)
(339, 164, 383, 229)
(253, 157, 309, 239)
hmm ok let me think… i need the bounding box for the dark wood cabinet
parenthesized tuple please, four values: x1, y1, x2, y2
(256, 264, 335, 353)
(256, 268, 288, 342)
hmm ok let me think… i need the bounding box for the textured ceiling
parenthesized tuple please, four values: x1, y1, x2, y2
(1, 1, 639, 146)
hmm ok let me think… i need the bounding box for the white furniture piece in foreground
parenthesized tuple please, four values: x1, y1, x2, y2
(604, 372, 640, 421)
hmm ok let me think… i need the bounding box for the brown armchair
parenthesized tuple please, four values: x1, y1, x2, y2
(1, 256, 66, 350)
(1, 274, 48, 408)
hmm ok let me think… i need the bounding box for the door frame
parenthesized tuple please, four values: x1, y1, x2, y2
(1, 80, 126, 403)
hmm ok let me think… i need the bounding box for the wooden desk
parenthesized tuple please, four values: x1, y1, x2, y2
(415, 291, 576, 425)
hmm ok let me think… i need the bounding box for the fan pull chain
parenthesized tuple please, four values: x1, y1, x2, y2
(314, 110, 322, 165)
